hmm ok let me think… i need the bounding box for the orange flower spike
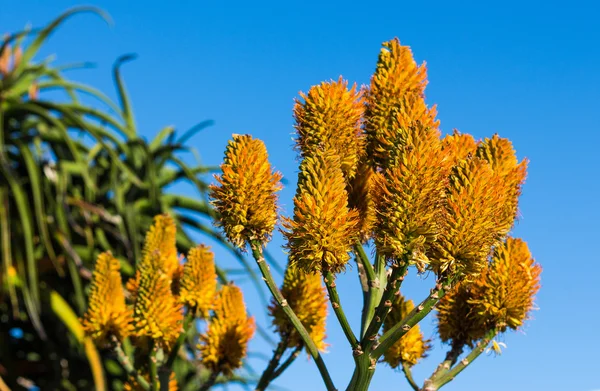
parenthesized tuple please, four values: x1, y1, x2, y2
(365, 38, 439, 169)
(283, 151, 359, 275)
(436, 282, 484, 347)
(141, 214, 179, 278)
(431, 156, 507, 277)
(294, 77, 365, 179)
(132, 252, 183, 350)
(82, 252, 132, 347)
(269, 264, 328, 351)
(441, 130, 478, 167)
(347, 160, 376, 242)
(477, 134, 528, 234)
(372, 123, 448, 269)
(179, 245, 218, 318)
(469, 238, 541, 332)
(199, 284, 255, 376)
(383, 294, 430, 368)
(210, 135, 283, 249)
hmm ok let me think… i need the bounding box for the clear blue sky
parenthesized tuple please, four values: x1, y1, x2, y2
(2, 1, 599, 390)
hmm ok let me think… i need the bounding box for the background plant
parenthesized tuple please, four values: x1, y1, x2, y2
(0, 9, 270, 390)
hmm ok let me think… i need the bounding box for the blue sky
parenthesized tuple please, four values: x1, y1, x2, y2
(2, 1, 599, 390)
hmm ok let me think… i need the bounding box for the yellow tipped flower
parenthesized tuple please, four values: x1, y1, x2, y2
(441, 130, 478, 166)
(210, 134, 283, 248)
(383, 294, 430, 368)
(269, 264, 328, 352)
(365, 38, 439, 169)
(477, 134, 528, 234)
(179, 245, 218, 318)
(123, 372, 177, 391)
(199, 284, 255, 376)
(347, 160, 376, 242)
(141, 214, 179, 278)
(82, 252, 132, 347)
(469, 238, 541, 332)
(431, 156, 507, 276)
(294, 77, 365, 179)
(438, 238, 541, 346)
(372, 123, 448, 269)
(133, 252, 183, 350)
(283, 152, 359, 274)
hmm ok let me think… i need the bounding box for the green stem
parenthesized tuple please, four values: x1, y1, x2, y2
(149, 342, 159, 391)
(425, 329, 498, 390)
(249, 241, 336, 391)
(198, 370, 219, 391)
(324, 271, 360, 350)
(353, 244, 379, 339)
(373, 275, 456, 358)
(271, 345, 302, 380)
(112, 336, 149, 390)
(426, 342, 464, 385)
(401, 362, 419, 391)
(159, 312, 194, 390)
(255, 337, 289, 391)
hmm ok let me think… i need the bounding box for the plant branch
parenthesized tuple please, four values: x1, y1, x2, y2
(249, 240, 336, 391)
(401, 362, 419, 391)
(373, 274, 457, 358)
(425, 329, 498, 390)
(112, 336, 149, 390)
(198, 370, 219, 391)
(255, 337, 289, 391)
(149, 342, 159, 391)
(271, 345, 302, 380)
(426, 342, 464, 385)
(160, 311, 195, 390)
(324, 271, 360, 350)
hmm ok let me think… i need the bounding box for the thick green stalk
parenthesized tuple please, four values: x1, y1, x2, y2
(112, 336, 149, 390)
(401, 362, 419, 391)
(249, 240, 336, 391)
(255, 337, 289, 391)
(149, 342, 159, 391)
(424, 329, 498, 390)
(353, 244, 380, 338)
(324, 271, 360, 350)
(373, 275, 456, 358)
(271, 345, 302, 380)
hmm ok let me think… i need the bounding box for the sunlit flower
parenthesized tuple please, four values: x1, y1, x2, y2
(179, 245, 218, 318)
(269, 264, 328, 351)
(441, 130, 478, 166)
(347, 160, 376, 242)
(199, 284, 255, 376)
(294, 77, 365, 179)
(372, 123, 448, 269)
(436, 282, 482, 347)
(383, 294, 430, 367)
(82, 252, 132, 347)
(132, 251, 183, 350)
(210, 134, 283, 248)
(365, 38, 439, 169)
(283, 151, 359, 274)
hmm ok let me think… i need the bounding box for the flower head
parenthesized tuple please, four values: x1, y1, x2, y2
(269, 264, 328, 351)
(141, 214, 179, 278)
(132, 251, 183, 350)
(283, 151, 359, 274)
(294, 77, 365, 179)
(431, 156, 508, 277)
(437, 238, 541, 347)
(469, 238, 541, 332)
(347, 160, 376, 242)
(210, 135, 283, 248)
(365, 38, 439, 169)
(441, 130, 478, 166)
(82, 252, 132, 347)
(179, 245, 218, 318)
(372, 123, 448, 269)
(199, 284, 255, 376)
(383, 294, 430, 367)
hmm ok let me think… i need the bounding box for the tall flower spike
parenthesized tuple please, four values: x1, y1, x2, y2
(210, 134, 283, 248)
(294, 77, 365, 179)
(469, 238, 541, 332)
(430, 156, 507, 277)
(383, 294, 430, 368)
(283, 151, 359, 274)
(372, 123, 448, 269)
(365, 38, 439, 169)
(82, 252, 132, 347)
(179, 245, 218, 318)
(269, 264, 328, 352)
(347, 160, 376, 242)
(441, 130, 478, 167)
(199, 284, 255, 376)
(132, 251, 183, 350)
(476, 134, 528, 234)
